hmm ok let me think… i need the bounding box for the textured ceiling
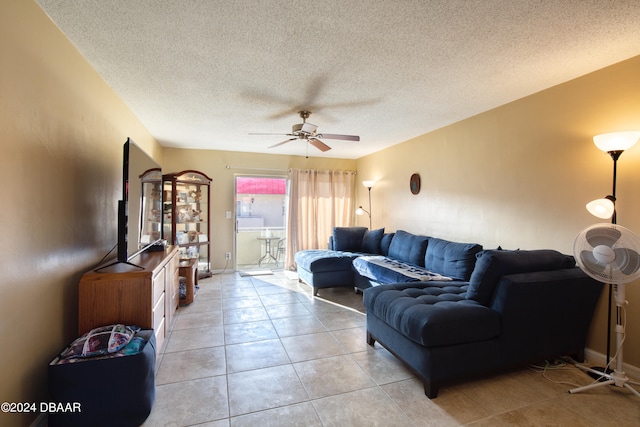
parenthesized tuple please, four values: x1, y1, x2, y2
(36, 0, 640, 159)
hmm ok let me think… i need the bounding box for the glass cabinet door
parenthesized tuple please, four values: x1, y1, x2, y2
(162, 170, 211, 276)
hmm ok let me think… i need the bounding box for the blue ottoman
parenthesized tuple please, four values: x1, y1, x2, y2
(48, 327, 156, 427)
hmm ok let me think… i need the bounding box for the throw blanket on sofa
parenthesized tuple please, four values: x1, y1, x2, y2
(354, 256, 453, 283)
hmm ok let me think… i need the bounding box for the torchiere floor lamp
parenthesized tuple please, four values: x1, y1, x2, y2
(584, 131, 640, 374)
(356, 180, 376, 229)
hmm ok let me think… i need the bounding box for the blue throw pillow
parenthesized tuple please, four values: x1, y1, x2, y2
(387, 230, 429, 266)
(361, 228, 385, 254)
(332, 227, 368, 252)
(466, 249, 575, 305)
(380, 233, 395, 256)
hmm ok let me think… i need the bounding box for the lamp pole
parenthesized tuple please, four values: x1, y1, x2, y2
(605, 151, 618, 369)
(608, 150, 622, 225)
(366, 185, 372, 229)
(361, 180, 376, 229)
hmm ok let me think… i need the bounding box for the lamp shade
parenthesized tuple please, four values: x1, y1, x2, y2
(593, 132, 640, 153)
(586, 197, 615, 219)
(362, 180, 376, 189)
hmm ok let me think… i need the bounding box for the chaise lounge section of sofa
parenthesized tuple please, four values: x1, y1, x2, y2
(364, 248, 603, 398)
(294, 226, 393, 296)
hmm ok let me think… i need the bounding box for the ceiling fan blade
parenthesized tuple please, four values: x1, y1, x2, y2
(249, 132, 293, 136)
(318, 133, 360, 141)
(268, 138, 296, 148)
(309, 137, 331, 152)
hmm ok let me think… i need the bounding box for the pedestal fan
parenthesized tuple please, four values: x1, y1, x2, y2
(570, 223, 640, 397)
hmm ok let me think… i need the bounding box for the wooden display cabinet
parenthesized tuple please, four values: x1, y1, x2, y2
(162, 170, 212, 278)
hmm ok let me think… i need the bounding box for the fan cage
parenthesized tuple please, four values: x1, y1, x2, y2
(574, 223, 640, 285)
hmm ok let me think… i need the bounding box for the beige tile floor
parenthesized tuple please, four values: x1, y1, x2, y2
(142, 271, 640, 426)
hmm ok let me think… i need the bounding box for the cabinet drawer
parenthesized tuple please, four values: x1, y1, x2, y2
(153, 268, 166, 304)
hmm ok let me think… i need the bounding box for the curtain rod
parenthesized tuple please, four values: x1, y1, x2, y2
(225, 166, 358, 174)
(225, 165, 288, 172)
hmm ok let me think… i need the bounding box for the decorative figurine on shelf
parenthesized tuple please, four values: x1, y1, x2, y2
(187, 247, 199, 258)
(178, 208, 191, 223)
(191, 209, 201, 221)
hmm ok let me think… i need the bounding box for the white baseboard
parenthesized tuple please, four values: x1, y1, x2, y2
(584, 347, 640, 381)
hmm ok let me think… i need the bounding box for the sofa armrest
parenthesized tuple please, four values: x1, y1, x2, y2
(489, 268, 603, 363)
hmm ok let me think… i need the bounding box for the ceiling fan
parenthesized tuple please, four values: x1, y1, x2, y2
(250, 110, 360, 153)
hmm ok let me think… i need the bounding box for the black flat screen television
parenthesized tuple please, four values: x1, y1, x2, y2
(98, 138, 162, 270)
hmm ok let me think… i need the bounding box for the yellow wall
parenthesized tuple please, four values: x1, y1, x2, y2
(355, 55, 640, 368)
(0, 2, 161, 426)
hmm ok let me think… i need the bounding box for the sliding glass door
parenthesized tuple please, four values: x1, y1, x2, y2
(234, 175, 288, 272)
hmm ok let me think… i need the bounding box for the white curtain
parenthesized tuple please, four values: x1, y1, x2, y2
(285, 169, 357, 270)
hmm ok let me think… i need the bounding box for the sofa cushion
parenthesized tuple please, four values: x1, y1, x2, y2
(424, 237, 483, 281)
(466, 249, 575, 305)
(332, 227, 368, 251)
(364, 283, 500, 347)
(387, 230, 429, 266)
(361, 228, 385, 254)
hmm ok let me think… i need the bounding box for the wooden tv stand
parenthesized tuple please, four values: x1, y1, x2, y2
(78, 246, 179, 355)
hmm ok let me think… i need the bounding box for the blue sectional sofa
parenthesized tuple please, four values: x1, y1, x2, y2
(294, 227, 603, 398)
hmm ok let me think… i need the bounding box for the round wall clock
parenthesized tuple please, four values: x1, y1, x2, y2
(410, 173, 421, 194)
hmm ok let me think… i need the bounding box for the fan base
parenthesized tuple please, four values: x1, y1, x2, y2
(587, 366, 613, 381)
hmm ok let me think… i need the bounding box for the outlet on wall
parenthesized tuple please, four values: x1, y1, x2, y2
(225, 252, 231, 260)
